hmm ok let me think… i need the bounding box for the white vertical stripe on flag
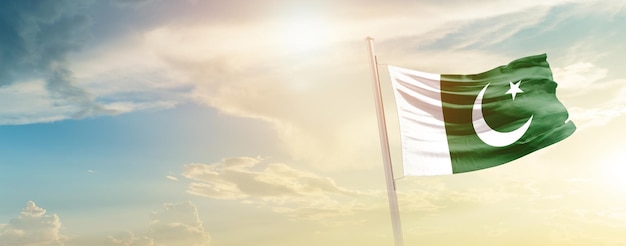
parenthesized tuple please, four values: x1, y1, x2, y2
(388, 66, 453, 176)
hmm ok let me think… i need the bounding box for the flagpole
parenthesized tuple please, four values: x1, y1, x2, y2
(366, 36, 404, 246)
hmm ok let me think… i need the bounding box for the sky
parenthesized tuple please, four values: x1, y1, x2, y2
(1, 0, 626, 245)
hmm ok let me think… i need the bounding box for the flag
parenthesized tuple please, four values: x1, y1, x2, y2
(388, 54, 576, 176)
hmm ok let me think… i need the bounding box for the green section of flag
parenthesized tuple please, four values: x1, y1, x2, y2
(440, 54, 576, 174)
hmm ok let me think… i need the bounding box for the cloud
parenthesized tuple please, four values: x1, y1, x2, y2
(181, 157, 379, 221)
(182, 157, 358, 201)
(552, 61, 626, 129)
(417, 6, 551, 52)
(148, 201, 210, 246)
(107, 231, 154, 246)
(135, 21, 386, 171)
(0, 0, 118, 124)
(0, 201, 209, 246)
(550, 61, 626, 129)
(106, 201, 210, 246)
(0, 201, 65, 246)
(178, 156, 609, 228)
(568, 105, 626, 129)
(554, 62, 608, 92)
(179, 157, 459, 223)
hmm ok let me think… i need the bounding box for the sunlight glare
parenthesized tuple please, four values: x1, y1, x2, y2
(276, 14, 333, 52)
(602, 152, 626, 192)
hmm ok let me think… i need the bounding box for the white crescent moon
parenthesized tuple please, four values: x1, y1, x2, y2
(472, 83, 533, 147)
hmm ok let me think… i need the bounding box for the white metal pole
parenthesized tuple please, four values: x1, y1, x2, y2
(365, 36, 404, 246)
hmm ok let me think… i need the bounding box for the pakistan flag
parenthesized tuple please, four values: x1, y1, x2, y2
(388, 54, 576, 176)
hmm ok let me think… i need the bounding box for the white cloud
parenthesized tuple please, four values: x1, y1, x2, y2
(0, 201, 65, 246)
(0, 77, 178, 125)
(0, 201, 209, 246)
(106, 201, 210, 246)
(0, 80, 76, 125)
(546, 59, 626, 130)
(553, 62, 608, 92)
(179, 157, 472, 223)
(135, 21, 387, 171)
(107, 231, 154, 246)
(181, 157, 377, 221)
(148, 202, 210, 246)
(568, 105, 626, 129)
(182, 157, 358, 201)
(561, 75, 626, 130)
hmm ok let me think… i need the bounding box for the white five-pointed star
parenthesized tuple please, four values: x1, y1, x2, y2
(506, 80, 524, 100)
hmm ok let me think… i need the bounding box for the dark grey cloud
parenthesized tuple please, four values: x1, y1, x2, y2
(0, 0, 113, 120)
